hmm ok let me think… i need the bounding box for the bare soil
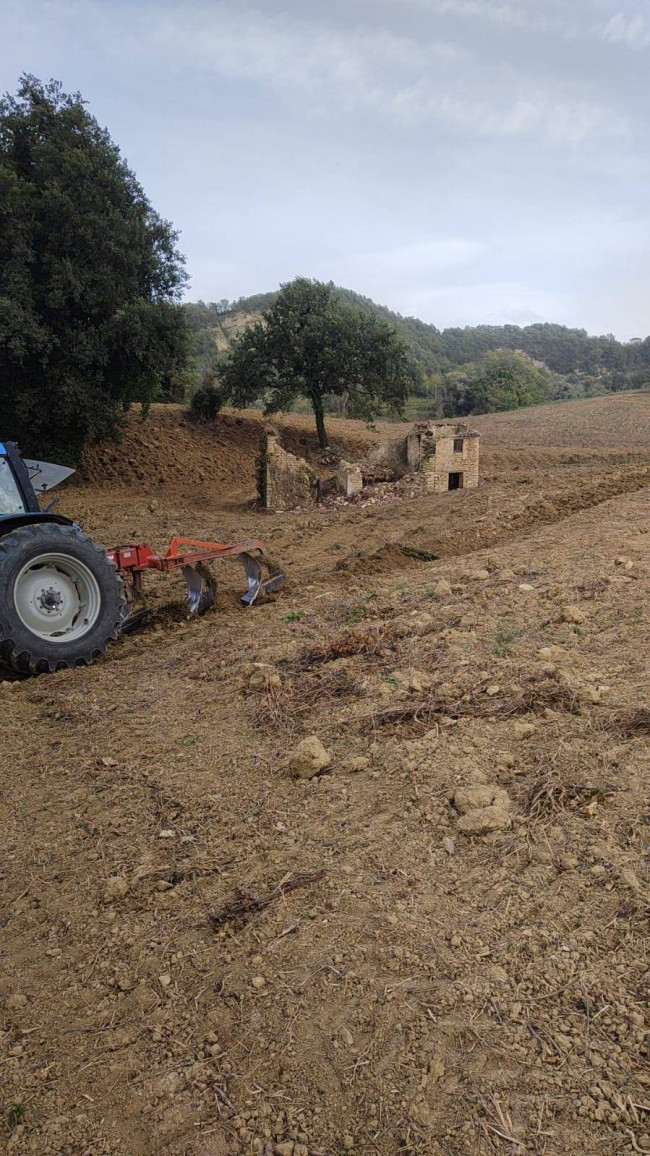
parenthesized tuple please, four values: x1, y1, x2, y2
(1, 393, 649, 1156)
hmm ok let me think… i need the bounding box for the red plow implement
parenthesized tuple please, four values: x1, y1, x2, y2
(106, 536, 284, 626)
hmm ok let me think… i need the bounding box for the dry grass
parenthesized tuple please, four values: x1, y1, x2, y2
(600, 706, 650, 737)
(297, 623, 388, 666)
(366, 674, 581, 735)
(208, 870, 326, 931)
(251, 681, 303, 736)
(252, 662, 365, 734)
(526, 767, 616, 821)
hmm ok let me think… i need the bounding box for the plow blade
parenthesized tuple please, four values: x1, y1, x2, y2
(240, 553, 285, 606)
(183, 562, 217, 615)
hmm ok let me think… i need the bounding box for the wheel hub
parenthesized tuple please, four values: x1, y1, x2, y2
(38, 586, 65, 614)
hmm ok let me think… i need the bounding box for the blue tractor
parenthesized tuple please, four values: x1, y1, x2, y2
(0, 441, 125, 673)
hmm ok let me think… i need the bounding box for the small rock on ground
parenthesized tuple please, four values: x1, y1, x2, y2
(561, 605, 586, 624)
(285, 735, 331, 779)
(457, 805, 511, 835)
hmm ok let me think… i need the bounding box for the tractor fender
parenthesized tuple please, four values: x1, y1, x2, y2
(0, 512, 77, 539)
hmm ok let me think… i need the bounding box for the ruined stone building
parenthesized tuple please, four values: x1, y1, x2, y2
(258, 421, 480, 510)
(406, 422, 480, 493)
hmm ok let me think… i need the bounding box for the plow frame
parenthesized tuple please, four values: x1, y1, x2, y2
(105, 536, 284, 622)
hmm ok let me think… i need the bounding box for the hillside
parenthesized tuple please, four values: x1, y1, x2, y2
(183, 286, 650, 388)
(78, 391, 650, 500)
(2, 392, 649, 1156)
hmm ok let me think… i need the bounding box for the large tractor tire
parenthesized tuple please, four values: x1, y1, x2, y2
(0, 523, 126, 674)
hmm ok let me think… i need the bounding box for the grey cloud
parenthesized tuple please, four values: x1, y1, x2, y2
(145, 4, 626, 144)
(399, 0, 584, 37)
(598, 11, 650, 46)
(401, 0, 650, 47)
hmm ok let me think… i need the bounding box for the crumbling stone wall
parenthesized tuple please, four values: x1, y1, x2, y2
(406, 430, 423, 471)
(260, 428, 318, 510)
(408, 422, 480, 493)
(367, 436, 408, 474)
(335, 461, 363, 498)
(258, 421, 479, 509)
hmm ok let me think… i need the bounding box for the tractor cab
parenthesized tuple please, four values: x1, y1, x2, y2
(0, 443, 31, 516)
(0, 442, 75, 518)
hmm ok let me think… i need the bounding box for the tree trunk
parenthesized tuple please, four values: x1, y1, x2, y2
(312, 393, 328, 448)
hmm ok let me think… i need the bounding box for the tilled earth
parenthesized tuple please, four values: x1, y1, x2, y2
(1, 396, 649, 1155)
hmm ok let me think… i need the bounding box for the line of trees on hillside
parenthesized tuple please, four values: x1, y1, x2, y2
(186, 282, 650, 431)
(190, 280, 581, 441)
(185, 286, 650, 404)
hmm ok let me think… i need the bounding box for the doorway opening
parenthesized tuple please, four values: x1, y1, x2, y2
(448, 472, 463, 491)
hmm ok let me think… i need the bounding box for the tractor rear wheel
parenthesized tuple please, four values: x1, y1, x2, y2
(0, 523, 126, 674)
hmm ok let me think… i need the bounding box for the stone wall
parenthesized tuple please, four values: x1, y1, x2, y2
(406, 430, 422, 470)
(261, 429, 318, 511)
(335, 461, 363, 498)
(367, 436, 409, 474)
(420, 430, 479, 493)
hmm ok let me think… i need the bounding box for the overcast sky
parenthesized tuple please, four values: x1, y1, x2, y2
(2, 0, 649, 338)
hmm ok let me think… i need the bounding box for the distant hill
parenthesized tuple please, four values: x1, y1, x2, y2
(182, 284, 650, 394)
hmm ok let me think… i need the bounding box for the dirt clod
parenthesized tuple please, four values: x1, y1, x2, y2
(562, 604, 587, 624)
(619, 867, 642, 891)
(285, 734, 331, 778)
(346, 756, 371, 772)
(457, 804, 512, 834)
(5, 993, 28, 1010)
(454, 784, 511, 813)
(103, 875, 129, 903)
(512, 720, 537, 738)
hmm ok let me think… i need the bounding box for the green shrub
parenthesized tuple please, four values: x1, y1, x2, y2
(191, 379, 224, 420)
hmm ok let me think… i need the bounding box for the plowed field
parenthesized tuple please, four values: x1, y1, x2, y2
(2, 392, 649, 1156)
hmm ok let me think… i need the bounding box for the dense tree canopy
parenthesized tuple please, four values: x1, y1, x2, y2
(186, 286, 650, 405)
(219, 278, 414, 446)
(0, 75, 189, 462)
(439, 349, 552, 416)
